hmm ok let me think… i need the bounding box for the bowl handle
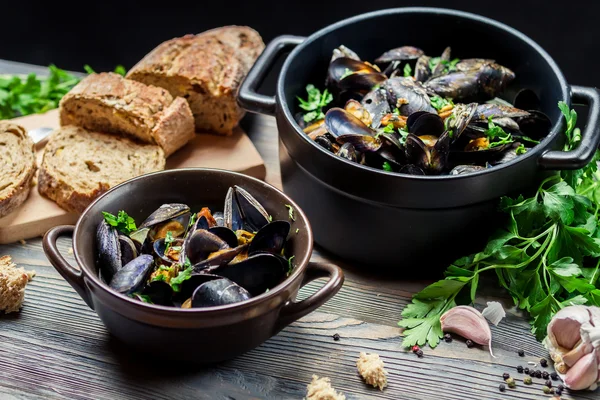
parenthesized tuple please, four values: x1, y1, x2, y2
(539, 85, 600, 169)
(43, 225, 94, 310)
(276, 261, 344, 331)
(237, 35, 305, 116)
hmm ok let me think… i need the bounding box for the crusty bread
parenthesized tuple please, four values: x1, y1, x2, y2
(0, 122, 36, 218)
(59, 73, 195, 156)
(38, 126, 165, 213)
(0, 255, 35, 314)
(126, 26, 265, 135)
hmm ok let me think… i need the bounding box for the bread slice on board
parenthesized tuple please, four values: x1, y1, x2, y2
(38, 125, 166, 213)
(0, 122, 36, 218)
(127, 26, 265, 135)
(59, 72, 195, 157)
(0, 255, 35, 314)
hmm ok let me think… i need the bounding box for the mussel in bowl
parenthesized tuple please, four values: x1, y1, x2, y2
(95, 186, 297, 308)
(296, 44, 552, 176)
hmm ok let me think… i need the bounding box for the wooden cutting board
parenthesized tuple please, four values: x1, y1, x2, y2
(0, 109, 266, 244)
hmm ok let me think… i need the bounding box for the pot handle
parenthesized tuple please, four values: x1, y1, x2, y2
(42, 225, 94, 310)
(276, 261, 344, 331)
(238, 35, 305, 116)
(539, 85, 600, 169)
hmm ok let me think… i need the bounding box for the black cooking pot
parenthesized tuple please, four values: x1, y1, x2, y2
(238, 8, 600, 271)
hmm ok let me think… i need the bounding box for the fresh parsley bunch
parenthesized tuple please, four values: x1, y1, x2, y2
(399, 102, 600, 348)
(297, 84, 333, 123)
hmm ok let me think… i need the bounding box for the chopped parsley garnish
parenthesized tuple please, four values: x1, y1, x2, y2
(382, 124, 396, 133)
(297, 84, 333, 123)
(515, 144, 527, 155)
(268, 215, 273, 222)
(428, 57, 460, 74)
(392, 107, 401, 115)
(188, 212, 197, 228)
(398, 129, 410, 146)
(170, 265, 193, 293)
(285, 204, 296, 221)
(382, 161, 393, 171)
(164, 231, 175, 252)
(102, 210, 137, 235)
(429, 95, 454, 111)
(151, 274, 167, 282)
(295, 228, 300, 234)
(129, 293, 153, 303)
(403, 64, 412, 77)
(484, 117, 514, 148)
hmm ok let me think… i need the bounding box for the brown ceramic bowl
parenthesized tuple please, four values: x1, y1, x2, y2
(42, 169, 344, 363)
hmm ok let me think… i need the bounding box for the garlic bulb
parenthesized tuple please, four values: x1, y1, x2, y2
(544, 305, 600, 391)
(440, 306, 495, 357)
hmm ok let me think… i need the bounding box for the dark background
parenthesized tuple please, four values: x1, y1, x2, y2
(1, 0, 598, 87)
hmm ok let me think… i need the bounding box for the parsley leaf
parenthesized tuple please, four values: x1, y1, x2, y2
(287, 255, 295, 274)
(285, 204, 296, 221)
(484, 117, 515, 148)
(403, 63, 412, 77)
(430, 95, 454, 111)
(382, 161, 393, 171)
(102, 210, 137, 235)
(297, 84, 333, 123)
(170, 265, 193, 293)
(515, 143, 527, 155)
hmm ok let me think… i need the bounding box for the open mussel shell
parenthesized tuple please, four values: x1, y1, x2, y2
(473, 103, 529, 120)
(129, 227, 152, 255)
(248, 221, 290, 256)
(414, 55, 431, 82)
(208, 226, 238, 248)
(335, 142, 358, 162)
(407, 112, 444, 136)
(517, 111, 552, 140)
(224, 186, 270, 233)
(382, 78, 435, 116)
(375, 46, 424, 64)
(361, 87, 390, 129)
(454, 58, 495, 72)
(141, 280, 173, 306)
(191, 278, 251, 308)
(327, 57, 380, 85)
(338, 72, 387, 93)
(315, 135, 335, 152)
(96, 221, 122, 283)
(344, 99, 372, 126)
(325, 107, 376, 138)
(178, 273, 222, 302)
(119, 235, 138, 266)
(140, 203, 190, 229)
(399, 164, 425, 175)
(213, 211, 225, 227)
(331, 45, 360, 62)
(513, 88, 541, 111)
(337, 134, 382, 153)
(446, 103, 478, 141)
(185, 229, 230, 265)
(210, 253, 286, 296)
(405, 132, 450, 174)
(192, 245, 247, 272)
(153, 237, 184, 265)
(109, 254, 154, 294)
(450, 142, 511, 164)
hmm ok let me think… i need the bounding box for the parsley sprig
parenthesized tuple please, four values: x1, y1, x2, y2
(102, 210, 137, 235)
(429, 57, 460, 74)
(430, 95, 454, 111)
(399, 101, 600, 348)
(297, 84, 333, 123)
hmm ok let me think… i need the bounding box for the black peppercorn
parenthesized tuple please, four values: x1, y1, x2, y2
(466, 339, 474, 348)
(518, 349, 525, 356)
(332, 333, 340, 341)
(499, 383, 506, 392)
(416, 349, 424, 358)
(444, 333, 452, 343)
(545, 380, 552, 388)
(555, 388, 563, 396)
(502, 373, 510, 380)
(542, 371, 549, 380)
(529, 370, 536, 377)
(557, 384, 564, 390)
(540, 358, 548, 368)
(550, 372, 559, 381)
(516, 365, 524, 373)
(535, 370, 542, 378)
(524, 367, 530, 374)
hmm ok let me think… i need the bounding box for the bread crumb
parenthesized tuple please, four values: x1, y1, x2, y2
(18, 239, 26, 245)
(305, 375, 345, 400)
(356, 352, 388, 391)
(0, 255, 35, 313)
(68, 247, 74, 255)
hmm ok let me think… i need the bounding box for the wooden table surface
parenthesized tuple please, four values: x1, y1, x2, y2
(0, 60, 594, 400)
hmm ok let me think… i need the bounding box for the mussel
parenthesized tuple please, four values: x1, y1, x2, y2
(381, 78, 436, 116)
(191, 278, 251, 307)
(248, 221, 290, 256)
(361, 87, 391, 128)
(109, 254, 154, 294)
(335, 142, 358, 162)
(331, 45, 360, 62)
(96, 221, 126, 282)
(414, 55, 432, 82)
(224, 186, 270, 232)
(405, 131, 450, 174)
(325, 108, 382, 152)
(375, 46, 424, 64)
(327, 57, 385, 93)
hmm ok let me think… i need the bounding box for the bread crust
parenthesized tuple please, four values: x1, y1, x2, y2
(127, 26, 265, 134)
(38, 126, 165, 213)
(59, 73, 194, 156)
(0, 122, 36, 218)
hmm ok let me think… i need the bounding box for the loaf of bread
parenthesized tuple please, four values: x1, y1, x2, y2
(0, 122, 36, 218)
(127, 26, 265, 135)
(38, 126, 166, 213)
(59, 73, 195, 157)
(0, 255, 35, 314)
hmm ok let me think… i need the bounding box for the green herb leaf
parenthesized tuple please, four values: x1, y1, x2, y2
(382, 161, 393, 171)
(83, 65, 96, 74)
(429, 95, 453, 111)
(403, 63, 412, 77)
(287, 255, 295, 274)
(285, 204, 296, 221)
(151, 274, 167, 282)
(515, 144, 527, 155)
(297, 84, 333, 123)
(102, 210, 137, 235)
(113, 65, 127, 76)
(170, 265, 193, 293)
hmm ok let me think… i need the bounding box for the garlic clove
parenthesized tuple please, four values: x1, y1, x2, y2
(547, 305, 590, 350)
(481, 301, 506, 326)
(563, 350, 599, 391)
(562, 339, 591, 368)
(440, 305, 495, 357)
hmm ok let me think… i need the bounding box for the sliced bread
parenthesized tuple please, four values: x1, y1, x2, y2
(38, 126, 165, 213)
(0, 255, 35, 314)
(126, 26, 265, 135)
(59, 72, 195, 157)
(0, 122, 36, 218)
